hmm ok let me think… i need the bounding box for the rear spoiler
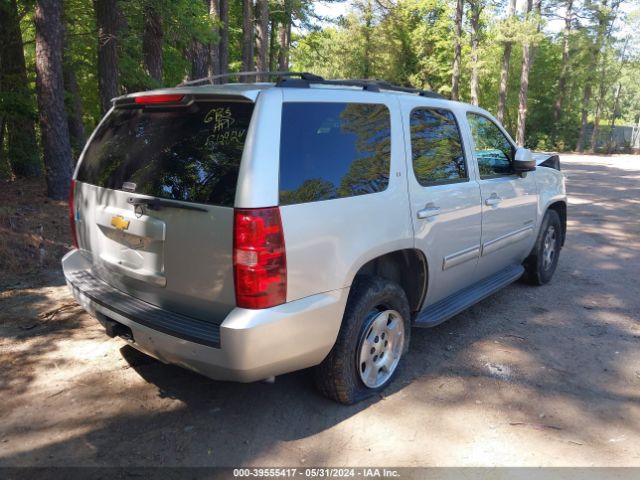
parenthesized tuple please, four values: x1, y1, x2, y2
(110, 87, 261, 107)
(532, 152, 561, 171)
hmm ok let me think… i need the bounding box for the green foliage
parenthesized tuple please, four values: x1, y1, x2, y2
(63, 0, 100, 128)
(1, 0, 40, 177)
(293, 0, 639, 151)
(292, 0, 457, 93)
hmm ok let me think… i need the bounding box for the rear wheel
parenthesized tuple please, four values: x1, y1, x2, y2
(524, 209, 562, 285)
(314, 276, 411, 404)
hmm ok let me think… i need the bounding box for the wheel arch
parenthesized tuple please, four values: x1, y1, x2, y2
(546, 200, 567, 246)
(351, 249, 428, 315)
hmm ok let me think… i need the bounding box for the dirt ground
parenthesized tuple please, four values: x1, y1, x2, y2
(1, 154, 639, 467)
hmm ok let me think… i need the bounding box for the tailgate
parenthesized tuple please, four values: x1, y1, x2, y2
(73, 95, 255, 322)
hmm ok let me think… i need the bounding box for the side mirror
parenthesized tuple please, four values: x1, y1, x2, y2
(513, 147, 536, 172)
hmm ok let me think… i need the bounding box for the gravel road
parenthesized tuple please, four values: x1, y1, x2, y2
(1, 154, 639, 467)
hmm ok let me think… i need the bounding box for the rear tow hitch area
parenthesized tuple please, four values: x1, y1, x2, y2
(98, 314, 134, 341)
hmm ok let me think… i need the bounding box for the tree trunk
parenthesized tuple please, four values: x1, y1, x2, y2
(589, 53, 608, 152)
(63, 37, 86, 160)
(0, 106, 7, 179)
(269, 16, 278, 71)
(469, 2, 481, 106)
(588, 83, 605, 153)
(63, 68, 85, 161)
(256, 0, 269, 81)
(575, 13, 603, 152)
(362, 0, 374, 79)
(143, 3, 163, 84)
(515, 0, 540, 146)
(95, 0, 120, 115)
(278, 24, 288, 71)
(0, 0, 41, 177)
(0, 117, 9, 179)
(632, 115, 640, 153)
(35, 0, 73, 199)
(576, 84, 591, 152)
(188, 0, 211, 82)
(590, 58, 613, 153)
(606, 83, 621, 154)
(450, 0, 463, 101)
(208, 0, 220, 80)
(496, 43, 512, 123)
(0, 39, 4, 179)
(516, 42, 532, 145)
(588, 0, 619, 152)
(589, 91, 604, 153)
(241, 0, 254, 81)
(219, 0, 229, 75)
(278, 0, 292, 71)
(189, 40, 209, 81)
(497, 0, 516, 122)
(552, 0, 573, 130)
(590, 29, 624, 153)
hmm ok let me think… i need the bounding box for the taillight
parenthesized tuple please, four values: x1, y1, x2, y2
(69, 179, 79, 248)
(134, 94, 184, 105)
(233, 207, 286, 309)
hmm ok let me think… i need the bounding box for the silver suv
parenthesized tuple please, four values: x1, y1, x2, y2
(63, 73, 567, 404)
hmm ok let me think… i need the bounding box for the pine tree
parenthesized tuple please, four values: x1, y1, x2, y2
(35, 0, 73, 199)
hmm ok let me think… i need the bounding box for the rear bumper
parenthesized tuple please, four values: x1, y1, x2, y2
(62, 249, 348, 382)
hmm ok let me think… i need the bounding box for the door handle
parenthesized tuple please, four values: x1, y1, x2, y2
(485, 194, 502, 207)
(417, 203, 440, 219)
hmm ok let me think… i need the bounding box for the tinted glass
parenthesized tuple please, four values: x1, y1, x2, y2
(410, 108, 467, 185)
(77, 100, 254, 206)
(466, 113, 514, 178)
(279, 102, 391, 205)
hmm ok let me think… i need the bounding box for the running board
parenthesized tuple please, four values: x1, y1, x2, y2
(414, 264, 524, 328)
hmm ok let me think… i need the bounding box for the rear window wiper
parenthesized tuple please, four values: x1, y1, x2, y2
(127, 197, 208, 212)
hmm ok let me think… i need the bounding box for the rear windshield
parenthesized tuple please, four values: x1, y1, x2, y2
(77, 99, 254, 207)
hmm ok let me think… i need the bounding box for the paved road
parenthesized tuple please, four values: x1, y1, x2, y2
(1, 154, 639, 467)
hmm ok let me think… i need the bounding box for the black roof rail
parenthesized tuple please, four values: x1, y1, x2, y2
(372, 81, 444, 99)
(177, 71, 323, 87)
(177, 71, 444, 99)
(276, 75, 445, 98)
(276, 77, 382, 91)
(276, 76, 444, 99)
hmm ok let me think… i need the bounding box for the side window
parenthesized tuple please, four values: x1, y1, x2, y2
(279, 102, 391, 205)
(410, 108, 467, 186)
(466, 113, 514, 178)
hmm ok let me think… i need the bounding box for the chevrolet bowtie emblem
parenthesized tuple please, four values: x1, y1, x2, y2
(110, 215, 130, 231)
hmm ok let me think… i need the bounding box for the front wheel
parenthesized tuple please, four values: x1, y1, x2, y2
(524, 209, 562, 285)
(314, 276, 411, 404)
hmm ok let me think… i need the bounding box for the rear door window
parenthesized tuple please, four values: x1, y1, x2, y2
(279, 102, 391, 205)
(410, 108, 467, 186)
(76, 99, 254, 207)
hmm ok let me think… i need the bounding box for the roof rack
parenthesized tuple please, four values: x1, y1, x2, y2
(177, 71, 322, 87)
(306, 79, 444, 98)
(177, 71, 444, 99)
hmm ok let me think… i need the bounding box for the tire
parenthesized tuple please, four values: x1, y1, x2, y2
(524, 209, 562, 285)
(314, 276, 411, 405)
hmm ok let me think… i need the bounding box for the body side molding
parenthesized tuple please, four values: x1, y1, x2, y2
(482, 225, 534, 257)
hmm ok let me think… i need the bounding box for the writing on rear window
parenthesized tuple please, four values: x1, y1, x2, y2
(204, 107, 247, 147)
(279, 102, 391, 205)
(76, 100, 254, 207)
